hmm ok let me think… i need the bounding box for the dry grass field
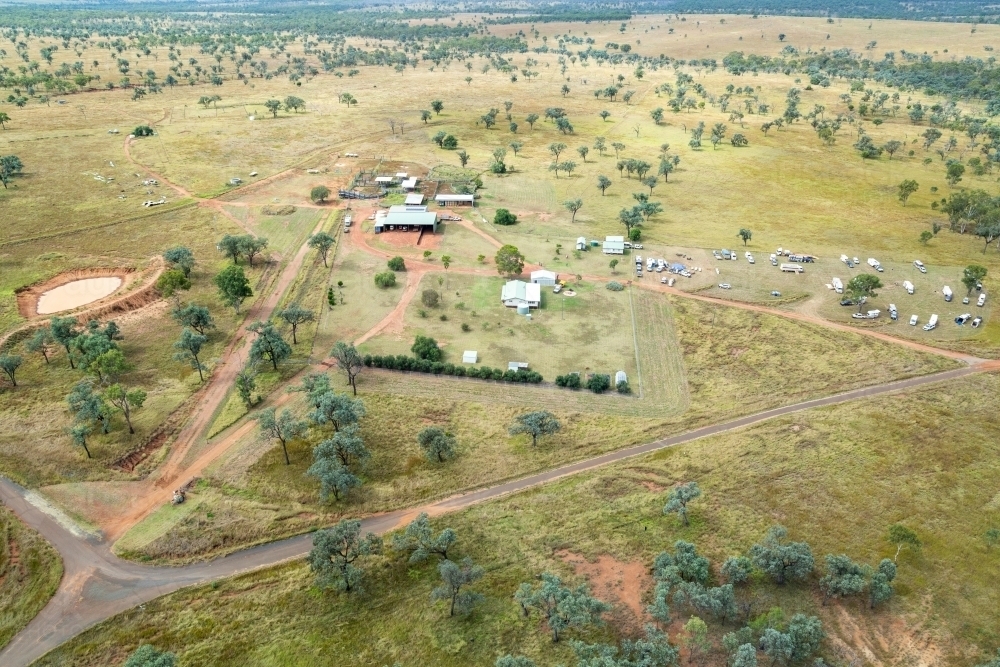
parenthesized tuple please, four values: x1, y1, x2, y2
(39, 372, 1000, 667)
(0, 506, 62, 651)
(3, 8, 1000, 664)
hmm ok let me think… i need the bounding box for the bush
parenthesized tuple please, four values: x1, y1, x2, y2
(489, 162, 508, 174)
(442, 134, 459, 149)
(439, 314, 448, 321)
(421, 289, 440, 308)
(586, 373, 611, 393)
(310, 185, 331, 203)
(156, 269, 191, 296)
(133, 125, 154, 137)
(494, 209, 518, 226)
(387, 256, 406, 271)
(555, 372, 582, 389)
(411, 335, 443, 361)
(616, 380, 632, 394)
(461, 323, 471, 332)
(629, 227, 642, 242)
(363, 354, 542, 384)
(374, 271, 397, 288)
(606, 281, 624, 291)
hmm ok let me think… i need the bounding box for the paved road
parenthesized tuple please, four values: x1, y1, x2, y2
(0, 363, 983, 667)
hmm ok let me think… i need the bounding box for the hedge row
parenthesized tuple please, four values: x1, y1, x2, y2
(363, 354, 544, 383)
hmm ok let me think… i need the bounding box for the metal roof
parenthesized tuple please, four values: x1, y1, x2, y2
(381, 210, 437, 227)
(435, 194, 475, 202)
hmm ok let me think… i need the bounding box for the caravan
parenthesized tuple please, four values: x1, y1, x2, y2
(832, 277, 843, 294)
(923, 314, 938, 331)
(902, 281, 914, 295)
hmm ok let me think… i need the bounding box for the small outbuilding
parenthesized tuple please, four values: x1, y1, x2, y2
(615, 370, 628, 385)
(404, 193, 425, 206)
(435, 194, 475, 207)
(576, 236, 587, 251)
(401, 178, 418, 191)
(603, 236, 625, 255)
(530, 270, 558, 286)
(462, 351, 478, 364)
(501, 280, 541, 308)
(508, 361, 529, 371)
(374, 176, 393, 185)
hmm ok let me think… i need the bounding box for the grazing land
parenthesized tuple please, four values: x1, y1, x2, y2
(2, 4, 1000, 666)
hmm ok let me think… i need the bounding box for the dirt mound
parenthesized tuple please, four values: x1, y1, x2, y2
(261, 205, 297, 216)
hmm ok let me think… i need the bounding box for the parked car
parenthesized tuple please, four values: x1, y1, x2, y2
(973, 316, 983, 328)
(771, 290, 782, 297)
(943, 286, 953, 302)
(661, 276, 668, 284)
(955, 313, 972, 325)
(840, 298, 855, 306)
(909, 314, 918, 326)
(923, 314, 938, 331)
(747, 254, 755, 264)
(718, 283, 731, 289)
(913, 260, 926, 273)
(553, 284, 563, 293)
(846, 259, 854, 268)
(632, 243, 643, 249)
(713, 250, 721, 259)
(978, 293, 987, 307)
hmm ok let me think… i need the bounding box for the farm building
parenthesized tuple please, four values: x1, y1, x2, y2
(576, 237, 587, 251)
(374, 206, 439, 233)
(530, 270, 558, 286)
(374, 176, 394, 186)
(462, 351, 478, 364)
(435, 194, 475, 207)
(404, 193, 425, 206)
(501, 280, 541, 308)
(508, 361, 530, 371)
(603, 236, 626, 255)
(401, 178, 418, 191)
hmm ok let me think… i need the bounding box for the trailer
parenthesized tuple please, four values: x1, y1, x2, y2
(832, 277, 843, 294)
(903, 280, 914, 295)
(780, 263, 804, 273)
(943, 286, 953, 302)
(923, 314, 938, 331)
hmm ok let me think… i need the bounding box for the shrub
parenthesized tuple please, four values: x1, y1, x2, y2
(494, 209, 518, 226)
(586, 373, 611, 393)
(133, 125, 154, 137)
(421, 289, 440, 308)
(616, 380, 632, 394)
(439, 314, 448, 321)
(606, 281, 624, 291)
(555, 373, 582, 389)
(461, 323, 472, 332)
(387, 256, 406, 271)
(363, 355, 542, 384)
(442, 134, 458, 149)
(156, 269, 191, 296)
(412, 335, 443, 362)
(374, 271, 397, 288)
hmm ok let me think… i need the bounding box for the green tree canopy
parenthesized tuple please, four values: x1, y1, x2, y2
(494, 244, 525, 277)
(509, 411, 561, 446)
(307, 519, 383, 593)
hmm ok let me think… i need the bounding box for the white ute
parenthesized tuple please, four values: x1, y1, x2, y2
(909, 314, 918, 326)
(978, 293, 987, 307)
(923, 314, 938, 331)
(832, 277, 843, 294)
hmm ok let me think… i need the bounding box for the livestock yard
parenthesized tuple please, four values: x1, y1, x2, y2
(3, 3, 1000, 667)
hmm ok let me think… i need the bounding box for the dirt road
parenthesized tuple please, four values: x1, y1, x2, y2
(0, 362, 984, 667)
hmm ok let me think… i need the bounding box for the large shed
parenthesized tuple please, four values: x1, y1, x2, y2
(603, 236, 625, 255)
(374, 207, 438, 233)
(435, 194, 475, 207)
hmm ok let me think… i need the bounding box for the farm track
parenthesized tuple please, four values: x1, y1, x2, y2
(2, 115, 996, 665)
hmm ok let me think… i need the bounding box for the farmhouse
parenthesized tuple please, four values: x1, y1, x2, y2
(501, 280, 541, 308)
(603, 236, 625, 255)
(374, 205, 439, 233)
(435, 194, 475, 207)
(530, 270, 558, 286)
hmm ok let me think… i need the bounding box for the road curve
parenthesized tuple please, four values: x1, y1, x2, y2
(0, 363, 984, 667)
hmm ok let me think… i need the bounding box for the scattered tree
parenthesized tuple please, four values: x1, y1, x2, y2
(0, 354, 23, 387)
(494, 244, 525, 277)
(172, 304, 214, 335)
(248, 320, 292, 370)
(962, 265, 988, 295)
(432, 557, 484, 616)
(411, 335, 443, 361)
(494, 209, 518, 226)
(564, 199, 583, 223)
(846, 273, 883, 313)
(516, 572, 611, 642)
(819, 554, 868, 605)
(104, 383, 147, 434)
(898, 179, 919, 206)
(310, 185, 331, 204)
(26, 328, 54, 364)
(307, 519, 383, 593)
(738, 228, 752, 246)
(509, 411, 561, 446)
(887, 524, 921, 562)
(214, 265, 253, 313)
(750, 525, 815, 585)
(307, 232, 336, 267)
(869, 558, 897, 609)
(597, 175, 612, 195)
(277, 304, 315, 344)
(173, 328, 207, 381)
(664, 481, 702, 527)
(374, 271, 397, 288)
(264, 99, 282, 118)
(431, 100, 444, 115)
(257, 407, 307, 465)
(418, 427, 457, 463)
(330, 341, 364, 395)
(163, 246, 195, 277)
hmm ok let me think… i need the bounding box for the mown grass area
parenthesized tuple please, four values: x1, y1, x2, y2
(46, 372, 1000, 666)
(0, 505, 62, 650)
(359, 272, 638, 382)
(117, 289, 957, 562)
(0, 206, 260, 487)
(221, 206, 325, 259)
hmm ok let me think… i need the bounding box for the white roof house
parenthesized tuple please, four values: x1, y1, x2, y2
(462, 351, 478, 364)
(404, 193, 425, 205)
(530, 270, 558, 286)
(576, 236, 587, 250)
(501, 280, 541, 308)
(401, 178, 418, 191)
(603, 235, 625, 255)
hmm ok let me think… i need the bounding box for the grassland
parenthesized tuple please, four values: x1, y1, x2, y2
(42, 372, 1000, 666)
(115, 289, 956, 563)
(0, 506, 62, 651)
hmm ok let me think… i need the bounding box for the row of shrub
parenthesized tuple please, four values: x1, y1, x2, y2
(363, 354, 544, 383)
(555, 372, 631, 394)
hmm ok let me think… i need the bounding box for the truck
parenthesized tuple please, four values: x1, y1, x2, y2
(780, 263, 804, 273)
(902, 280, 914, 295)
(832, 277, 843, 294)
(913, 259, 926, 273)
(943, 286, 953, 302)
(923, 314, 938, 331)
